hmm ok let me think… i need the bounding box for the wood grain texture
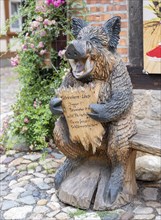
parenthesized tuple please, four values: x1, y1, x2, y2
(128, 0, 143, 67)
(130, 128, 161, 156)
(58, 158, 110, 210)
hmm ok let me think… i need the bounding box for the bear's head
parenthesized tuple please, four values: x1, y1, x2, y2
(65, 16, 121, 81)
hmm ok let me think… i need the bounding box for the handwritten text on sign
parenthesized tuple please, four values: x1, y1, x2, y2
(58, 83, 105, 153)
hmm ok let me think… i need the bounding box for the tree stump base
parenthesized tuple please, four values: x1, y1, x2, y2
(57, 156, 115, 210)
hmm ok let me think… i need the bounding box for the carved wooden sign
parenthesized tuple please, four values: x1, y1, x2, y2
(58, 83, 105, 153)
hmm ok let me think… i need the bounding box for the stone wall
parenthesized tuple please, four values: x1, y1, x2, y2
(133, 90, 161, 129)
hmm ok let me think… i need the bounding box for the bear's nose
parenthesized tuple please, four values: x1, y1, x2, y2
(65, 44, 81, 59)
(65, 40, 86, 60)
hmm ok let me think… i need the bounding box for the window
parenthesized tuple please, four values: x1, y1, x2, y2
(10, 0, 22, 32)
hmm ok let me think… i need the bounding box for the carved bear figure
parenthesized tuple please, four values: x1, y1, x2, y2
(50, 16, 137, 210)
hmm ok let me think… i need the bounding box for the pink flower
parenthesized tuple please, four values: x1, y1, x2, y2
(38, 42, 44, 48)
(45, 0, 52, 5)
(36, 16, 43, 22)
(31, 21, 40, 29)
(40, 30, 47, 37)
(43, 19, 52, 26)
(11, 55, 19, 67)
(22, 44, 27, 51)
(24, 117, 29, 124)
(40, 49, 47, 56)
(58, 49, 66, 58)
(30, 44, 35, 49)
(46, 0, 64, 7)
(35, 6, 47, 13)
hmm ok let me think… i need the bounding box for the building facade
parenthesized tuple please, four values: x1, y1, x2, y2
(0, 0, 22, 60)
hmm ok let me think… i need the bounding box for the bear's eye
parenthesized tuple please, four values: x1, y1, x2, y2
(90, 37, 100, 44)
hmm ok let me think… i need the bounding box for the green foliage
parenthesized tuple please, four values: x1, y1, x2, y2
(4, 0, 87, 151)
(68, 209, 86, 218)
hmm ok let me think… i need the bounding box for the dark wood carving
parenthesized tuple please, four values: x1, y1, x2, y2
(50, 16, 138, 210)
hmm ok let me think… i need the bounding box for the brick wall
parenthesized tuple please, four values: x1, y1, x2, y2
(85, 0, 128, 63)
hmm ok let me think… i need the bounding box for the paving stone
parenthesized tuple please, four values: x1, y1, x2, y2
(143, 188, 158, 201)
(32, 190, 41, 197)
(50, 194, 59, 202)
(155, 216, 161, 220)
(55, 212, 70, 220)
(47, 210, 60, 218)
(0, 190, 8, 197)
(9, 180, 17, 187)
(52, 152, 64, 159)
(44, 177, 54, 184)
(17, 164, 27, 171)
(3, 205, 33, 219)
(28, 169, 34, 174)
(28, 213, 44, 220)
(47, 188, 56, 194)
(4, 193, 19, 200)
(33, 172, 46, 178)
(17, 175, 32, 182)
(134, 206, 154, 214)
(27, 162, 38, 170)
(47, 202, 61, 211)
(9, 180, 28, 189)
(0, 182, 8, 191)
(146, 201, 161, 208)
(5, 175, 17, 182)
(36, 165, 42, 172)
(6, 150, 16, 156)
(0, 154, 6, 163)
(0, 164, 7, 173)
(37, 199, 48, 206)
(120, 211, 134, 220)
(1, 200, 19, 211)
(20, 190, 33, 197)
(31, 178, 50, 189)
(62, 206, 77, 214)
(34, 205, 50, 214)
(39, 158, 59, 170)
(14, 152, 25, 158)
(156, 208, 161, 215)
(0, 172, 9, 181)
(23, 154, 41, 161)
(8, 158, 23, 167)
(2, 157, 14, 164)
(136, 155, 161, 181)
(17, 195, 36, 205)
(74, 213, 101, 220)
(133, 214, 155, 220)
(21, 159, 31, 164)
(11, 187, 25, 194)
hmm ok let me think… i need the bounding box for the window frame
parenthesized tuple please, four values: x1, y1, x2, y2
(9, 0, 22, 33)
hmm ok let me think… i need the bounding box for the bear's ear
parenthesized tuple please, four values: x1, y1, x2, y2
(102, 16, 121, 50)
(72, 17, 88, 38)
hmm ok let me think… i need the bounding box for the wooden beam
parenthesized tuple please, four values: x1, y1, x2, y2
(128, 66, 161, 90)
(128, 0, 143, 67)
(4, 0, 10, 47)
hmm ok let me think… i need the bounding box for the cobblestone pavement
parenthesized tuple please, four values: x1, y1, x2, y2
(0, 67, 20, 130)
(0, 151, 161, 220)
(0, 67, 161, 220)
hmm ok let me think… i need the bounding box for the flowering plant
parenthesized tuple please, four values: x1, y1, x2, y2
(5, 0, 87, 151)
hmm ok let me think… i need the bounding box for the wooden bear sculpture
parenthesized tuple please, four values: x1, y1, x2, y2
(50, 16, 137, 210)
